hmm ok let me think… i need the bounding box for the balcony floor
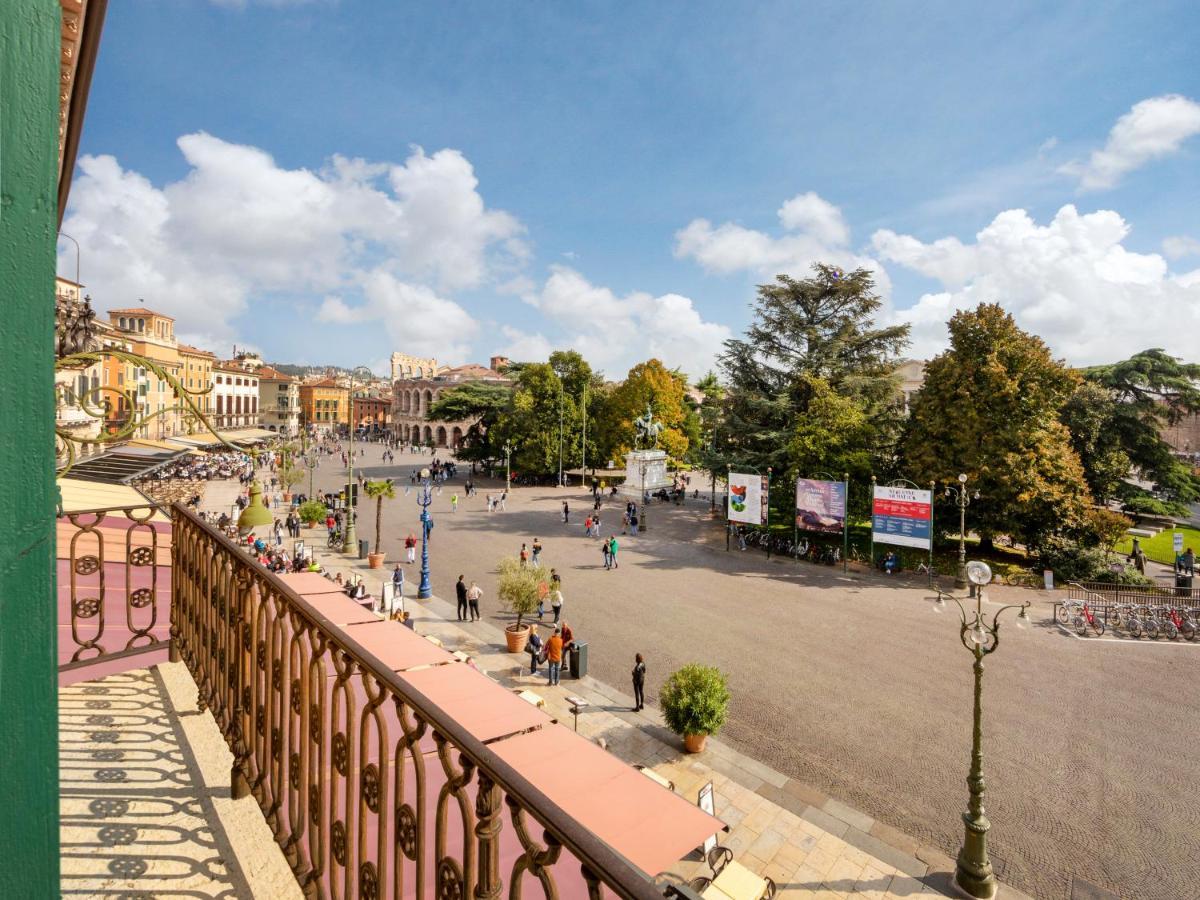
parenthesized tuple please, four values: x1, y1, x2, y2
(59, 662, 302, 899)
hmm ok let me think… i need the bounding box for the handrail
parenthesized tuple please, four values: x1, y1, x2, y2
(171, 503, 666, 900)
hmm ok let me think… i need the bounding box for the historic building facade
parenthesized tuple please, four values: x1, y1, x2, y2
(107, 306, 183, 438)
(211, 361, 260, 430)
(391, 358, 510, 448)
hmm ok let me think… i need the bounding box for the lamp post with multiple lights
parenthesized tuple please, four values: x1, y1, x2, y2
(944, 473, 979, 590)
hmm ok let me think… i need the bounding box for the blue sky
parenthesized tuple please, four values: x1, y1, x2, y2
(64, 0, 1200, 377)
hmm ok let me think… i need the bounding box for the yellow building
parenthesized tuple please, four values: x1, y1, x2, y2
(107, 307, 183, 439)
(178, 344, 216, 428)
(299, 378, 349, 430)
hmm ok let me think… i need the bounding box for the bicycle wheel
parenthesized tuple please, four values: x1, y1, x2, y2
(1073, 615, 1087, 636)
(1127, 618, 1143, 639)
(1143, 619, 1160, 640)
(1089, 619, 1105, 638)
(1056, 604, 1072, 625)
(1162, 621, 1178, 641)
(1181, 621, 1196, 642)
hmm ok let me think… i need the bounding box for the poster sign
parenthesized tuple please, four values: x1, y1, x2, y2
(293, 540, 307, 559)
(795, 479, 847, 534)
(1173, 532, 1184, 554)
(727, 472, 768, 525)
(698, 781, 717, 855)
(872, 485, 932, 549)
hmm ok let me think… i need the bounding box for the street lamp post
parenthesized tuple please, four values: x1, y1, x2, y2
(939, 562, 1030, 899)
(639, 458, 648, 533)
(557, 382, 564, 487)
(416, 469, 433, 598)
(945, 473, 979, 590)
(342, 366, 374, 556)
(503, 442, 512, 493)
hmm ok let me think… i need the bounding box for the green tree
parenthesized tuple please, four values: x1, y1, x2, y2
(719, 264, 909, 518)
(426, 381, 513, 463)
(597, 359, 692, 460)
(362, 478, 395, 553)
(903, 303, 1090, 549)
(1077, 349, 1200, 516)
(1060, 382, 1131, 504)
(787, 376, 876, 518)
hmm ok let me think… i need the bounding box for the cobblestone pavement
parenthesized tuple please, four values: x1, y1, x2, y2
(220, 448, 1200, 899)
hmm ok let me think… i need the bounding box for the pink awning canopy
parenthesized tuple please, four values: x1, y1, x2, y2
(277, 573, 380, 625)
(398, 662, 552, 744)
(341, 620, 456, 671)
(490, 726, 726, 878)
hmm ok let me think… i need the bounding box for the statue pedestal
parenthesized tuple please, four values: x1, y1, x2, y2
(617, 449, 671, 499)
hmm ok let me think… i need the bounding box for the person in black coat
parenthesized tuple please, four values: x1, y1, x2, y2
(632, 653, 646, 711)
(455, 575, 468, 622)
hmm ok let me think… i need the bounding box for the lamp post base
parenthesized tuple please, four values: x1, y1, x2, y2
(343, 523, 357, 556)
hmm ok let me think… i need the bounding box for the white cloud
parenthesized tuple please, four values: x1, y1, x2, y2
(674, 190, 891, 297)
(1060, 95, 1200, 191)
(317, 271, 478, 362)
(873, 205, 1200, 364)
(61, 133, 524, 349)
(1163, 236, 1200, 260)
(510, 266, 731, 379)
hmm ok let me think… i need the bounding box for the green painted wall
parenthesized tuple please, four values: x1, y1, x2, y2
(0, 2, 62, 896)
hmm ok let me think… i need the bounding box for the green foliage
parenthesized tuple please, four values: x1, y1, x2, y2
(1037, 536, 1112, 583)
(1060, 383, 1131, 503)
(717, 264, 909, 518)
(496, 557, 548, 628)
(363, 479, 396, 552)
(903, 303, 1090, 549)
(278, 465, 304, 489)
(659, 664, 731, 738)
(1079, 507, 1133, 552)
(297, 500, 326, 526)
(598, 359, 693, 461)
(787, 375, 876, 518)
(426, 381, 513, 463)
(1115, 525, 1200, 565)
(1117, 487, 1190, 521)
(1091, 566, 1155, 587)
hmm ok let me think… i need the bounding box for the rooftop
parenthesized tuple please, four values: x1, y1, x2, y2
(108, 307, 172, 319)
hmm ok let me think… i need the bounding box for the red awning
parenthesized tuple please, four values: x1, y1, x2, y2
(398, 662, 552, 744)
(490, 726, 726, 877)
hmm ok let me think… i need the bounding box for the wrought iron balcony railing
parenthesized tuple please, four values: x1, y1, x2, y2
(168, 506, 671, 900)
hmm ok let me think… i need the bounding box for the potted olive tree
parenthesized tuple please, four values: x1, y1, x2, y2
(297, 499, 326, 529)
(497, 557, 545, 653)
(660, 664, 730, 753)
(279, 465, 303, 504)
(362, 478, 395, 568)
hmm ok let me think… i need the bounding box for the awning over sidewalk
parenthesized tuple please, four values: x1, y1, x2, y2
(491, 725, 726, 876)
(62, 446, 182, 484)
(57, 477, 165, 518)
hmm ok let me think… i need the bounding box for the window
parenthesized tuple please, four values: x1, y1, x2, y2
(137, 318, 145, 331)
(119, 317, 127, 329)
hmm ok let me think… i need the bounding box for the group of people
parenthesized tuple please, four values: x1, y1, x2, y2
(524, 621, 576, 685)
(454, 575, 484, 621)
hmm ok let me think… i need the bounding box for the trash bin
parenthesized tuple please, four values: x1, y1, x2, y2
(1176, 573, 1193, 595)
(569, 641, 588, 679)
(358, 538, 370, 560)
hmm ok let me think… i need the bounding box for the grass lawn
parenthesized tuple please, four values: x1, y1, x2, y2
(1115, 525, 1200, 566)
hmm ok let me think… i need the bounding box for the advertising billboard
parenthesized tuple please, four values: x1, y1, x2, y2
(795, 478, 847, 534)
(728, 472, 768, 525)
(872, 485, 932, 549)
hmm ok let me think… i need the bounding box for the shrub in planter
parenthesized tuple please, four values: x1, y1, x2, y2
(1038, 536, 1110, 583)
(660, 664, 730, 753)
(1092, 565, 1155, 587)
(497, 557, 547, 652)
(297, 500, 327, 527)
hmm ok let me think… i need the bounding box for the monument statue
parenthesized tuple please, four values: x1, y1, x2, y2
(634, 404, 663, 449)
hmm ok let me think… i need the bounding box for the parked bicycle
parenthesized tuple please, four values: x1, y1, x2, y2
(327, 530, 345, 551)
(1004, 565, 1041, 588)
(1073, 600, 1106, 637)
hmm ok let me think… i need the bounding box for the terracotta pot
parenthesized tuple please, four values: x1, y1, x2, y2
(367, 551, 385, 569)
(505, 623, 531, 653)
(282, 492, 292, 503)
(683, 733, 708, 754)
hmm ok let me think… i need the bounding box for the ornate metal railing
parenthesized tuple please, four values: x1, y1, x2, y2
(170, 505, 667, 900)
(58, 502, 173, 671)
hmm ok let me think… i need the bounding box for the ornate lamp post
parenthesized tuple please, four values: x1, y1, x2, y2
(938, 561, 1030, 899)
(342, 365, 374, 556)
(944, 473, 979, 590)
(416, 468, 434, 599)
(503, 441, 512, 493)
(639, 457, 649, 534)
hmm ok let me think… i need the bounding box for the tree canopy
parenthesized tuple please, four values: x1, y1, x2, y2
(903, 303, 1090, 548)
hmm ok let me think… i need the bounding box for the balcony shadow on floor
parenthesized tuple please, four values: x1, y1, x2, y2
(59, 665, 299, 898)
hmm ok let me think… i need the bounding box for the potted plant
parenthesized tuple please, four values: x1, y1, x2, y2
(362, 478, 395, 568)
(278, 464, 303, 504)
(297, 499, 327, 529)
(497, 557, 546, 652)
(660, 664, 730, 753)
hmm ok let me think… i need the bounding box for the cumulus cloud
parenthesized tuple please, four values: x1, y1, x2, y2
(508, 266, 731, 379)
(873, 205, 1200, 364)
(61, 133, 523, 349)
(1163, 236, 1200, 260)
(673, 191, 891, 297)
(1060, 94, 1200, 191)
(317, 271, 478, 362)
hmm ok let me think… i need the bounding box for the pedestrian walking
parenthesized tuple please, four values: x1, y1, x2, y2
(632, 653, 646, 711)
(630, 511, 639, 535)
(392, 564, 404, 606)
(550, 587, 563, 623)
(519, 543, 529, 567)
(467, 581, 482, 621)
(450, 493, 458, 513)
(455, 574, 468, 621)
(526, 624, 544, 674)
(499, 490, 507, 511)
(545, 627, 563, 685)
(584, 515, 592, 537)
(602, 539, 611, 569)
(487, 494, 494, 512)
(531, 537, 543, 567)
(562, 500, 569, 524)
(405, 532, 417, 563)
(608, 535, 619, 569)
